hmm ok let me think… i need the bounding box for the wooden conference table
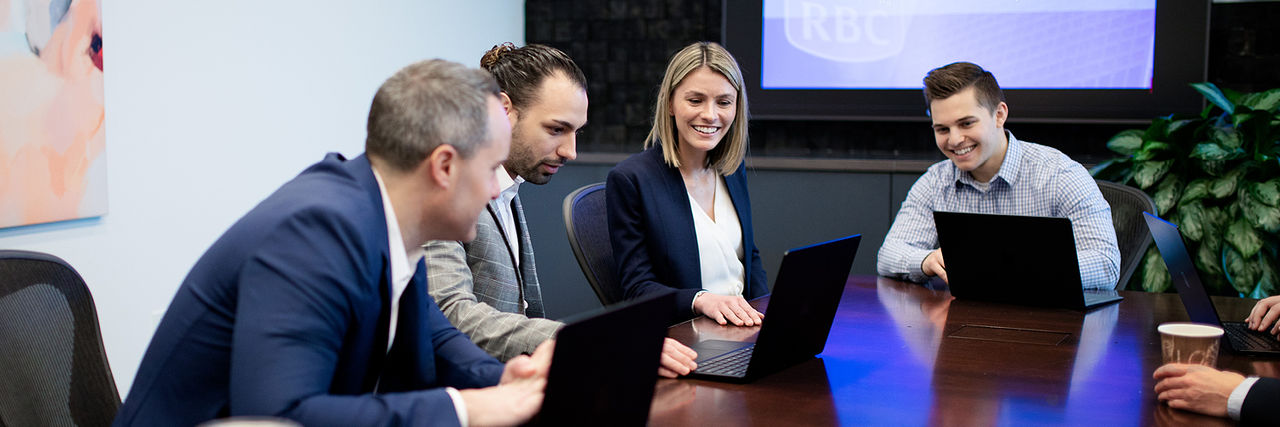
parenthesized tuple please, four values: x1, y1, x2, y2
(648, 275, 1278, 426)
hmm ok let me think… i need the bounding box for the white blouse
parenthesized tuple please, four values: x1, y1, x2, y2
(688, 176, 745, 296)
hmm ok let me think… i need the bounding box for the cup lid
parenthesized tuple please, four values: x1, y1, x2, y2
(1158, 322, 1224, 338)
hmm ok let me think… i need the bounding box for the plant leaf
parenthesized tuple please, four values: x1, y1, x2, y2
(1135, 141, 1172, 161)
(1196, 233, 1226, 277)
(1153, 174, 1183, 216)
(1226, 217, 1264, 258)
(1192, 82, 1235, 115)
(1222, 86, 1244, 104)
(1106, 129, 1145, 156)
(1180, 179, 1210, 204)
(1190, 142, 1236, 161)
(1133, 160, 1173, 189)
(1176, 201, 1207, 241)
(1167, 119, 1197, 137)
(1242, 186, 1280, 233)
(1141, 245, 1171, 293)
(1252, 179, 1280, 206)
(1223, 245, 1262, 295)
(1211, 126, 1244, 150)
(1254, 254, 1280, 298)
(1238, 88, 1280, 112)
(1208, 168, 1245, 199)
(1146, 116, 1173, 141)
(1089, 159, 1130, 182)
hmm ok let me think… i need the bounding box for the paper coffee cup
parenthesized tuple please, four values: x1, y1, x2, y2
(1158, 322, 1223, 367)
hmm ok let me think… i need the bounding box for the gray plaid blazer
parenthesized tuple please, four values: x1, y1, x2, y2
(424, 195, 560, 361)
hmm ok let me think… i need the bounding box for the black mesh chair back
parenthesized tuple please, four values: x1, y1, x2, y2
(563, 183, 624, 305)
(0, 250, 120, 426)
(1095, 180, 1157, 290)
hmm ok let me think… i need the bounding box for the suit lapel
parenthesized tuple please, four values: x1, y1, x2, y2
(657, 151, 702, 289)
(378, 268, 436, 392)
(485, 202, 527, 313)
(511, 195, 545, 318)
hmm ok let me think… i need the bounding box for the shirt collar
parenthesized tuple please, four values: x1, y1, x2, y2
(496, 165, 523, 205)
(371, 168, 426, 282)
(952, 130, 1023, 190)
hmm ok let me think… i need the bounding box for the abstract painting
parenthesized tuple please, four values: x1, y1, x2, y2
(1, 0, 105, 229)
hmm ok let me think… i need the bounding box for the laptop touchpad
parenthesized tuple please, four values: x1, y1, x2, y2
(692, 339, 752, 363)
(947, 325, 1071, 346)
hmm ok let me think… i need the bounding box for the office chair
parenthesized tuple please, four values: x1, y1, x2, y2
(0, 250, 120, 426)
(1095, 180, 1157, 290)
(563, 183, 625, 306)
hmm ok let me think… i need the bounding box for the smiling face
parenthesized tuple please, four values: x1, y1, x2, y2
(930, 86, 1009, 183)
(670, 66, 737, 157)
(505, 72, 588, 185)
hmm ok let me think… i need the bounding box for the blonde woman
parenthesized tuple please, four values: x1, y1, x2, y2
(607, 42, 766, 326)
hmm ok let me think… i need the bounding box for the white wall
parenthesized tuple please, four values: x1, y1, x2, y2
(0, 0, 523, 396)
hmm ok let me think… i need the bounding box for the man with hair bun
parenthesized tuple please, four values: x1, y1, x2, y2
(876, 61, 1120, 290)
(423, 43, 699, 377)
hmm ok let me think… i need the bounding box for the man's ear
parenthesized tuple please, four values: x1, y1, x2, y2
(499, 92, 518, 125)
(424, 144, 459, 189)
(993, 102, 1009, 129)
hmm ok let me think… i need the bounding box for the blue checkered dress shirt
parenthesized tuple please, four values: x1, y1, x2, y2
(876, 132, 1121, 289)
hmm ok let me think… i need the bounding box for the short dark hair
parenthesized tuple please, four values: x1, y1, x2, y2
(365, 59, 500, 172)
(923, 62, 1004, 113)
(479, 43, 586, 112)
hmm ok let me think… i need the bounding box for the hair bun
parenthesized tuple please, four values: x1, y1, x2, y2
(480, 42, 517, 69)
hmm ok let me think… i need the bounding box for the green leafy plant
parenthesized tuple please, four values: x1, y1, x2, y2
(1092, 83, 1280, 296)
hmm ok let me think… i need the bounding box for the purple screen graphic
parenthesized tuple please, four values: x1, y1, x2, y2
(762, 0, 1156, 89)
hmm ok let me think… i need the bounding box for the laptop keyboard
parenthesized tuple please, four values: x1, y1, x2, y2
(695, 344, 755, 377)
(1223, 322, 1280, 352)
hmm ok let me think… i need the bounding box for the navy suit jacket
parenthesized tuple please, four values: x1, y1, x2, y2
(606, 146, 767, 322)
(1241, 377, 1280, 425)
(114, 154, 503, 427)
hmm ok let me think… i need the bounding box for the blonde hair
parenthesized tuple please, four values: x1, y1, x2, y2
(645, 42, 749, 175)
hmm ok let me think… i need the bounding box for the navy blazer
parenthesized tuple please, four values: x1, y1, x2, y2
(1241, 377, 1280, 425)
(114, 154, 503, 427)
(606, 146, 768, 322)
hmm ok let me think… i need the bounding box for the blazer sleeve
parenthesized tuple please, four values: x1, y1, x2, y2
(228, 208, 490, 426)
(607, 166, 702, 319)
(1241, 377, 1280, 426)
(424, 239, 560, 361)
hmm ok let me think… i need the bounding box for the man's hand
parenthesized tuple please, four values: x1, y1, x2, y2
(1153, 363, 1246, 418)
(501, 340, 554, 385)
(1246, 296, 1280, 335)
(693, 293, 764, 326)
(922, 249, 948, 284)
(458, 377, 546, 426)
(658, 338, 698, 378)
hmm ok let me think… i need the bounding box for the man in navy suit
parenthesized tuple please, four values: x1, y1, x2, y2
(1152, 295, 1280, 425)
(114, 59, 552, 426)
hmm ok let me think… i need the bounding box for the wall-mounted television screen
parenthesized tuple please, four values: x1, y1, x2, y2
(724, 0, 1209, 123)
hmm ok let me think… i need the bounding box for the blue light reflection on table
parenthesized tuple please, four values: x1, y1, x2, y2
(820, 277, 1148, 426)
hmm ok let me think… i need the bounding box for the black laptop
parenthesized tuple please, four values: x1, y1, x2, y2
(530, 290, 674, 426)
(685, 234, 861, 383)
(1143, 212, 1280, 355)
(933, 211, 1123, 310)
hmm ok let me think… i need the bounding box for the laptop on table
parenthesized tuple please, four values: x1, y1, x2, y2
(685, 234, 861, 383)
(529, 291, 674, 426)
(1143, 212, 1280, 355)
(933, 211, 1123, 310)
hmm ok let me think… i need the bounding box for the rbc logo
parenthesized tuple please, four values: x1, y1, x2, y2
(783, 0, 911, 62)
